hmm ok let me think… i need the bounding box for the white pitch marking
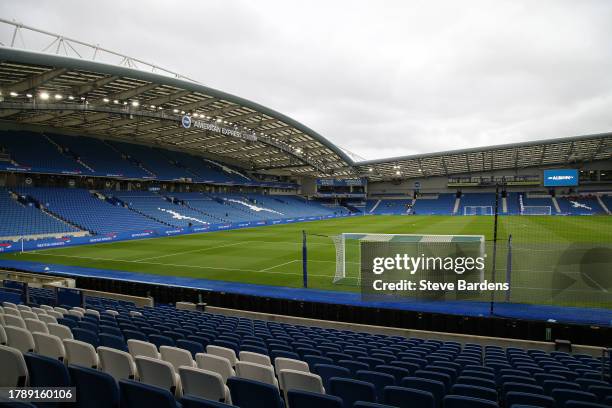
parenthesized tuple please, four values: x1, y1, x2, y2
(132, 241, 243, 262)
(259, 259, 299, 272)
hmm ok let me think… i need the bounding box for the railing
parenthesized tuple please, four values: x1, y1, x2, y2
(0, 18, 199, 84)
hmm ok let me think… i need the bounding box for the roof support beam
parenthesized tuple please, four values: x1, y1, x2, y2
(147, 89, 191, 106)
(7, 67, 68, 93)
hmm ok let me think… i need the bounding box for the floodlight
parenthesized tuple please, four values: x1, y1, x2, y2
(40, 92, 50, 100)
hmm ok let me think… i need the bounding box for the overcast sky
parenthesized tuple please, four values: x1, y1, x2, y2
(2, 0, 612, 160)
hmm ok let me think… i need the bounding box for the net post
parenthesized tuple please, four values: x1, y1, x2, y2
(505, 234, 512, 302)
(302, 230, 308, 288)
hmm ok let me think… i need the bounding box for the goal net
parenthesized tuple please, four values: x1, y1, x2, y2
(463, 206, 493, 216)
(521, 206, 552, 216)
(331, 233, 486, 286)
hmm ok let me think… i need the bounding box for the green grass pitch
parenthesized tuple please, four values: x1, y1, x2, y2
(2, 215, 611, 308)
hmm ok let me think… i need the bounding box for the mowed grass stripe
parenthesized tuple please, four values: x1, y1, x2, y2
(2, 215, 610, 307)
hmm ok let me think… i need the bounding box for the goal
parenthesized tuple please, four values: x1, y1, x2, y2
(463, 206, 493, 216)
(521, 206, 552, 216)
(331, 233, 486, 285)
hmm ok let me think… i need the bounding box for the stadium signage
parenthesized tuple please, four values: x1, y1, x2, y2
(543, 169, 578, 187)
(181, 115, 257, 142)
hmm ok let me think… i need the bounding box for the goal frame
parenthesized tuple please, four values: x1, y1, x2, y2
(332, 232, 486, 284)
(521, 205, 552, 216)
(463, 206, 493, 216)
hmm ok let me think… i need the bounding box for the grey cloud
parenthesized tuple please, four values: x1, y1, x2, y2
(1, 0, 611, 160)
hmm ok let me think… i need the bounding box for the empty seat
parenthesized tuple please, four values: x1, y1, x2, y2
(383, 386, 435, 408)
(240, 351, 272, 366)
(328, 377, 376, 408)
(177, 339, 205, 357)
(20, 310, 38, 320)
(47, 323, 73, 340)
(313, 364, 352, 390)
(0, 345, 28, 386)
(68, 365, 120, 408)
(181, 395, 235, 408)
(24, 318, 48, 334)
(401, 377, 446, 407)
(179, 366, 232, 404)
(38, 314, 58, 325)
(551, 389, 598, 406)
(99, 333, 127, 352)
(5, 326, 35, 353)
(135, 355, 182, 397)
(236, 361, 279, 388)
(196, 353, 235, 383)
(32, 332, 66, 360)
(128, 339, 160, 359)
(505, 391, 555, 408)
(4, 315, 27, 328)
(450, 384, 497, 402)
(0, 325, 6, 345)
(275, 357, 309, 373)
(443, 395, 498, 408)
(160, 345, 196, 372)
(227, 377, 285, 408)
(356, 370, 396, 401)
(24, 352, 71, 387)
(279, 368, 325, 399)
(64, 339, 99, 368)
(119, 379, 181, 408)
(206, 345, 237, 366)
(72, 328, 99, 347)
(98, 346, 138, 381)
(287, 389, 343, 408)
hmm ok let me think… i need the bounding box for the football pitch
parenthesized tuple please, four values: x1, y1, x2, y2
(2, 215, 611, 308)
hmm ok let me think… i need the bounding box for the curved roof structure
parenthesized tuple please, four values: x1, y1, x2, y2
(0, 19, 610, 181)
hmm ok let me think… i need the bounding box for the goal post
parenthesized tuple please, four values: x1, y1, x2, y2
(331, 233, 487, 285)
(463, 206, 493, 216)
(521, 206, 552, 216)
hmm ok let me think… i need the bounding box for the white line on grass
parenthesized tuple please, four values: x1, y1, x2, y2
(25, 252, 330, 277)
(581, 272, 608, 293)
(132, 241, 243, 262)
(258, 259, 299, 272)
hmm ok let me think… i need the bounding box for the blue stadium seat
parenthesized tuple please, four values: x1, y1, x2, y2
(442, 395, 498, 408)
(356, 370, 396, 401)
(505, 391, 555, 408)
(328, 377, 376, 408)
(119, 379, 180, 408)
(313, 364, 352, 390)
(551, 389, 598, 406)
(401, 377, 446, 407)
(176, 339, 205, 358)
(181, 395, 235, 408)
(383, 386, 435, 408)
(286, 390, 343, 408)
(72, 328, 99, 348)
(68, 365, 119, 408)
(149, 334, 175, 349)
(24, 353, 70, 388)
(452, 382, 498, 402)
(226, 377, 285, 408)
(99, 333, 127, 352)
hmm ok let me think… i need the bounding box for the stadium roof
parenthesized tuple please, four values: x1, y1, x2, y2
(0, 19, 610, 181)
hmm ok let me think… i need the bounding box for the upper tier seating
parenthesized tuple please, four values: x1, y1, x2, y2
(49, 134, 150, 178)
(0, 188, 78, 238)
(161, 149, 252, 184)
(0, 131, 86, 173)
(16, 187, 166, 234)
(1, 289, 610, 408)
(412, 194, 456, 215)
(109, 141, 192, 180)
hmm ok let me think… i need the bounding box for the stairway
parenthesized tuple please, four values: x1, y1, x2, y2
(551, 197, 561, 214)
(369, 199, 381, 213)
(502, 196, 508, 214)
(453, 197, 461, 215)
(596, 195, 611, 214)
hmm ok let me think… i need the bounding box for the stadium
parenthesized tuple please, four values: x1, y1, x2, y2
(0, 11, 611, 408)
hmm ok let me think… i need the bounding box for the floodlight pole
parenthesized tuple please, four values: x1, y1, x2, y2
(489, 183, 500, 316)
(302, 230, 308, 288)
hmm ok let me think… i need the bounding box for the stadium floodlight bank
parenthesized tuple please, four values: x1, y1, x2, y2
(330, 233, 487, 285)
(463, 206, 493, 216)
(521, 206, 552, 215)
